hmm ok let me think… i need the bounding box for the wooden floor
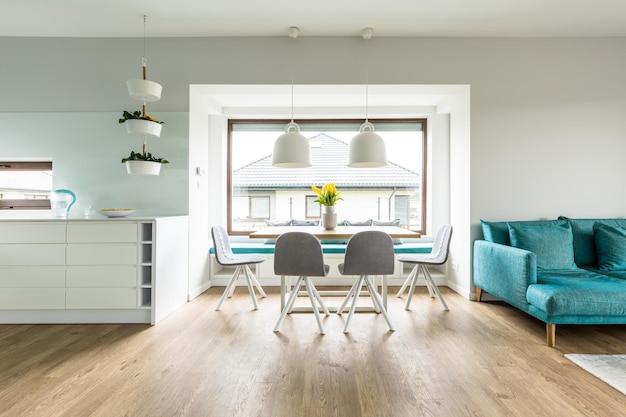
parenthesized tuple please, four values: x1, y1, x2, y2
(1, 287, 625, 417)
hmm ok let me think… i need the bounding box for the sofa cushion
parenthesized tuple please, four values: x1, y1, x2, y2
(344, 219, 373, 226)
(481, 219, 567, 246)
(528, 269, 626, 317)
(559, 217, 626, 267)
(593, 223, 626, 271)
(508, 223, 577, 270)
(292, 219, 319, 226)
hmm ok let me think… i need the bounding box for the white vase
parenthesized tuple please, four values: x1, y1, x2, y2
(125, 160, 162, 176)
(124, 119, 163, 138)
(322, 205, 337, 230)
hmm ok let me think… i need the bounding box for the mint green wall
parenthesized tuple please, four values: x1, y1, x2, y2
(0, 112, 188, 215)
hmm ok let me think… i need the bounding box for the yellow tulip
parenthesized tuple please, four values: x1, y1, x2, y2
(312, 185, 322, 195)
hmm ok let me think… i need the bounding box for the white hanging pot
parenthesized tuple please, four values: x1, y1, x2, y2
(125, 161, 162, 176)
(126, 79, 162, 102)
(124, 119, 162, 138)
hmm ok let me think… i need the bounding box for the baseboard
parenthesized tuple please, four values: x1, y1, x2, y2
(189, 281, 212, 300)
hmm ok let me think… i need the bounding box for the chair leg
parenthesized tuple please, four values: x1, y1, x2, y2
(337, 279, 360, 315)
(245, 265, 267, 298)
(405, 265, 420, 310)
(396, 265, 417, 297)
(365, 276, 395, 331)
(305, 278, 326, 335)
(343, 276, 365, 333)
(310, 283, 330, 316)
(274, 276, 304, 332)
(227, 265, 243, 298)
(215, 266, 242, 311)
(369, 276, 380, 313)
(243, 266, 259, 310)
(422, 266, 449, 311)
(422, 265, 436, 298)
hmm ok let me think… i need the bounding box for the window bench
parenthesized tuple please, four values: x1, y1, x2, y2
(209, 241, 445, 287)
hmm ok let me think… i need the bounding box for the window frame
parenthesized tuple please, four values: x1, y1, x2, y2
(305, 195, 321, 219)
(0, 161, 52, 210)
(227, 118, 427, 235)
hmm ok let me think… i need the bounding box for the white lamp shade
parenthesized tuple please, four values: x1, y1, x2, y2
(272, 121, 312, 168)
(126, 79, 163, 102)
(347, 121, 387, 167)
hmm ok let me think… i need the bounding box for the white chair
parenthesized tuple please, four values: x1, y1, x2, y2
(396, 224, 453, 311)
(337, 230, 395, 333)
(211, 225, 267, 311)
(273, 232, 330, 334)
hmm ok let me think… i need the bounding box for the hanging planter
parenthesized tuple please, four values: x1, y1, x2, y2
(122, 151, 169, 176)
(124, 119, 163, 137)
(125, 160, 162, 176)
(119, 110, 164, 138)
(126, 79, 162, 102)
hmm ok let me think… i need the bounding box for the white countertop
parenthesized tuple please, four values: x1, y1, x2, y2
(0, 210, 187, 221)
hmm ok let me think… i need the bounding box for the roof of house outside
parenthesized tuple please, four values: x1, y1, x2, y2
(233, 133, 420, 189)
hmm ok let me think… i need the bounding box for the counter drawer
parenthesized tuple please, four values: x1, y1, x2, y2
(66, 288, 137, 309)
(0, 288, 65, 309)
(0, 222, 66, 244)
(67, 222, 138, 243)
(66, 244, 137, 265)
(66, 266, 136, 287)
(0, 244, 66, 266)
(0, 266, 66, 287)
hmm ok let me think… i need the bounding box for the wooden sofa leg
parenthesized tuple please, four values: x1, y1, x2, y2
(475, 287, 483, 302)
(546, 324, 556, 347)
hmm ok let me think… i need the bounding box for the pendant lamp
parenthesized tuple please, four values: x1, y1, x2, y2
(347, 28, 387, 168)
(272, 27, 312, 168)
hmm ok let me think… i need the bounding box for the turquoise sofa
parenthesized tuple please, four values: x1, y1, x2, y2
(473, 217, 626, 347)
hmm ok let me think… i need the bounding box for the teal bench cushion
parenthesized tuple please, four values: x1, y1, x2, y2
(210, 241, 432, 255)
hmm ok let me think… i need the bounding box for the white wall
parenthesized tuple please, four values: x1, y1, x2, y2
(2, 36, 626, 300)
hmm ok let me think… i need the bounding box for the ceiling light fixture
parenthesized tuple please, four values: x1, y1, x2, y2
(272, 26, 312, 168)
(347, 27, 387, 168)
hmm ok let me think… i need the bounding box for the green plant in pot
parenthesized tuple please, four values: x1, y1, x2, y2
(121, 150, 169, 164)
(118, 110, 164, 125)
(119, 110, 164, 138)
(122, 150, 169, 176)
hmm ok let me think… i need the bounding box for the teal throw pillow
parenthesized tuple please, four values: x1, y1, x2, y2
(480, 220, 511, 245)
(508, 223, 577, 270)
(593, 223, 626, 271)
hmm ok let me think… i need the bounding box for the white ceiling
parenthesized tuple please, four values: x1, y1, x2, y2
(5, 0, 626, 38)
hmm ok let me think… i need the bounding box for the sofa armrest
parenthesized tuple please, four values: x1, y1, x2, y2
(473, 240, 537, 311)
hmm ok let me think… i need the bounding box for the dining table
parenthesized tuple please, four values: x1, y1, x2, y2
(249, 225, 421, 313)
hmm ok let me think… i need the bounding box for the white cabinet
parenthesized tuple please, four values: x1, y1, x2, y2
(66, 222, 139, 310)
(0, 222, 67, 310)
(0, 217, 189, 324)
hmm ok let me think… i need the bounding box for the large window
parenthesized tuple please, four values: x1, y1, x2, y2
(0, 161, 52, 210)
(228, 119, 426, 235)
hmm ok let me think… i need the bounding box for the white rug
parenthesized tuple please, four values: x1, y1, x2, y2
(565, 354, 626, 395)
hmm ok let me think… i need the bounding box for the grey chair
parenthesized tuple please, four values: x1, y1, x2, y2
(337, 230, 395, 333)
(273, 232, 330, 334)
(211, 225, 267, 311)
(396, 224, 452, 311)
